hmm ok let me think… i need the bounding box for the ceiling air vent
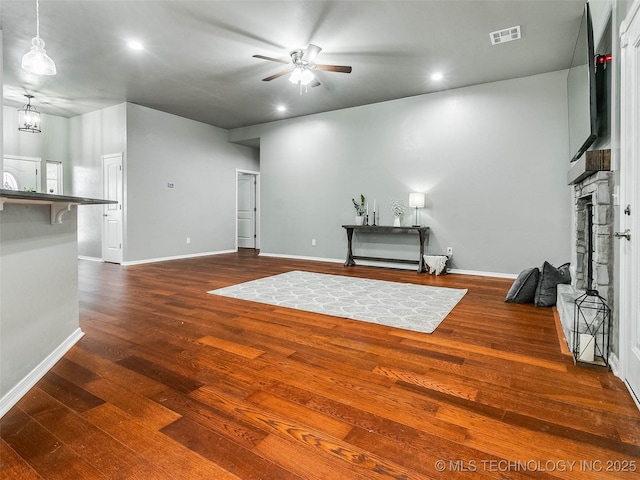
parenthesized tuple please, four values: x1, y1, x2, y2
(490, 25, 521, 45)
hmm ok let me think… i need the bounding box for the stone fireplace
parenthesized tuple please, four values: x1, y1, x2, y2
(557, 170, 615, 354)
(574, 171, 614, 302)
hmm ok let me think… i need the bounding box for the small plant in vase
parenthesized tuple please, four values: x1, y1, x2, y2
(390, 198, 405, 226)
(352, 194, 366, 225)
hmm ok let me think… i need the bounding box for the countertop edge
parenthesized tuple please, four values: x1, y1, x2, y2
(1, 189, 116, 205)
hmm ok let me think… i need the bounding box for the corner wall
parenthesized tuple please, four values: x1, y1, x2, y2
(125, 103, 259, 263)
(68, 103, 127, 258)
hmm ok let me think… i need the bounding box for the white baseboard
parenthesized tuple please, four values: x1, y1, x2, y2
(259, 252, 345, 264)
(0, 328, 84, 418)
(625, 380, 640, 411)
(121, 249, 236, 266)
(78, 255, 103, 262)
(608, 352, 621, 378)
(259, 252, 517, 278)
(448, 268, 518, 279)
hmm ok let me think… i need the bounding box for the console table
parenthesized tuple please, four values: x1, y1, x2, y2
(342, 225, 430, 273)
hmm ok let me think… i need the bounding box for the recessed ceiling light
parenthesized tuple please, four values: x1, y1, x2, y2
(276, 105, 287, 112)
(127, 40, 144, 51)
(431, 72, 444, 81)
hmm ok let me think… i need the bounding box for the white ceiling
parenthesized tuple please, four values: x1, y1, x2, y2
(1, 0, 585, 130)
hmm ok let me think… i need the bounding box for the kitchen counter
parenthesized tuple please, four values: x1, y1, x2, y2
(0, 190, 114, 416)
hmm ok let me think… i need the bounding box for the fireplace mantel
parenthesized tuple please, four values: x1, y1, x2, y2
(567, 149, 611, 185)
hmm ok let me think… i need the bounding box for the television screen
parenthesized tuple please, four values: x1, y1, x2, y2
(567, 3, 598, 162)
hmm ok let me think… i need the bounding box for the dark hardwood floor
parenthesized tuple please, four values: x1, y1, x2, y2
(2, 250, 639, 479)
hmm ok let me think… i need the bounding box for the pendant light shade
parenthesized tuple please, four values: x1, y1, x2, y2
(21, 0, 57, 76)
(18, 95, 42, 133)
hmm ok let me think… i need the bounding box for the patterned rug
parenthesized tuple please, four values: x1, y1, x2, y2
(208, 271, 467, 334)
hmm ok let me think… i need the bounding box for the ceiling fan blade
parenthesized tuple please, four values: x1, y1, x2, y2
(253, 54, 289, 65)
(315, 64, 352, 74)
(302, 44, 322, 62)
(262, 70, 291, 81)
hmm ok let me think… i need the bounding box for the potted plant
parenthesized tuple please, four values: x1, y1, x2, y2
(390, 198, 405, 226)
(352, 194, 366, 225)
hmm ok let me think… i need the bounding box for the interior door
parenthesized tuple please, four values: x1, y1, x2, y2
(237, 173, 256, 249)
(102, 153, 124, 264)
(620, 0, 640, 406)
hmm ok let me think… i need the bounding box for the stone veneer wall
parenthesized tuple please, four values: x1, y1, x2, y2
(574, 171, 614, 307)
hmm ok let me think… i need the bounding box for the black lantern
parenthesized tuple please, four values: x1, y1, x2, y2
(573, 290, 611, 367)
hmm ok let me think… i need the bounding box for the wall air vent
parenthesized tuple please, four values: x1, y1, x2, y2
(490, 25, 521, 45)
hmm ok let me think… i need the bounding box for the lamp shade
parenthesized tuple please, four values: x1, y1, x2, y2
(22, 36, 57, 75)
(409, 193, 425, 208)
(289, 66, 315, 86)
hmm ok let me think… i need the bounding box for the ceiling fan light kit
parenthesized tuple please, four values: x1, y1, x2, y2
(289, 66, 315, 86)
(253, 43, 352, 94)
(21, 0, 57, 76)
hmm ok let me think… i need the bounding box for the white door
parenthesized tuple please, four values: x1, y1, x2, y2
(3, 156, 40, 192)
(102, 153, 124, 264)
(620, 0, 640, 406)
(237, 173, 256, 249)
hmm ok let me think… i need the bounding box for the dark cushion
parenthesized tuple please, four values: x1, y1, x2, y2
(505, 267, 540, 303)
(534, 261, 571, 307)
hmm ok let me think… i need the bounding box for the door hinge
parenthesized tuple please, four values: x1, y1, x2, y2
(119, 243, 122, 249)
(120, 165, 122, 171)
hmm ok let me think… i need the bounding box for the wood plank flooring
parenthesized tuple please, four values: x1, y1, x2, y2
(2, 250, 639, 479)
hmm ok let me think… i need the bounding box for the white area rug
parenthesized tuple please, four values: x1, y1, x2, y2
(208, 271, 467, 334)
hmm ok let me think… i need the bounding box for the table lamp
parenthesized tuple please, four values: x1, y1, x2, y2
(409, 193, 425, 227)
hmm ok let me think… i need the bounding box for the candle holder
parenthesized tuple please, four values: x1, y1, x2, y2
(372, 210, 377, 226)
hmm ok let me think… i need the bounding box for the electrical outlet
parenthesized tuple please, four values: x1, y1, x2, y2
(167, 182, 175, 188)
(311, 239, 316, 246)
(186, 237, 191, 244)
(447, 247, 453, 256)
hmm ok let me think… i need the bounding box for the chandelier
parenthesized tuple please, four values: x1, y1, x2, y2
(18, 95, 42, 133)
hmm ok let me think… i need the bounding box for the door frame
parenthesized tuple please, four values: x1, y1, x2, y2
(619, 0, 640, 409)
(236, 169, 260, 251)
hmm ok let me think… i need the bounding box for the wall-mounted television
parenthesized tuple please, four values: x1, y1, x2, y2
(567, 2, 601, 163)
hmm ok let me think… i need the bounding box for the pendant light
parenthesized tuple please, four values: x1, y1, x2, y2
(21, 0, 57, 76)
(18, 95, 42, 133)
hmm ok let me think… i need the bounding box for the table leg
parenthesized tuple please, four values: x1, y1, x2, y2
(418, 229, 426, 273)
(344, 227, 356, 266)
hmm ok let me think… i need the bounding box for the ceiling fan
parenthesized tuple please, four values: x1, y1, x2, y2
(253, 44, 352, 90)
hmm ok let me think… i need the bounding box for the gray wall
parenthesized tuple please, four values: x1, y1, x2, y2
(232, 70, 572, 276)
(0, 204, 80, 398)
(68, 103, 127, 258)
(125, 103, 259, 263)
